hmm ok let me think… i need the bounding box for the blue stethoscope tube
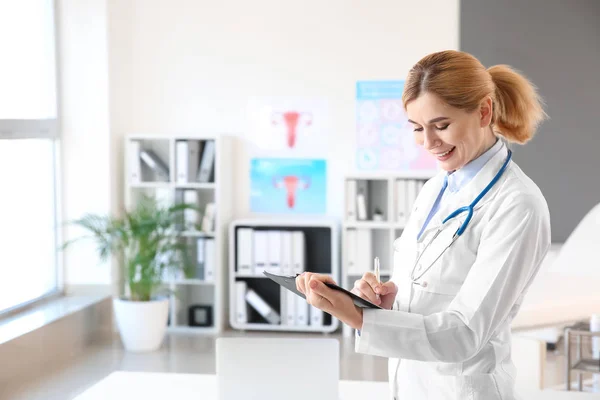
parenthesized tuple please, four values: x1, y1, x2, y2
(444, 149, 513, 238)
(410, 149, 513, 285)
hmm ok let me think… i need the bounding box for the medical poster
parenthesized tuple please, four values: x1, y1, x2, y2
(246, 97, 329, 156)
(250, 158, 326, 214)
(356, 81, 438, 172)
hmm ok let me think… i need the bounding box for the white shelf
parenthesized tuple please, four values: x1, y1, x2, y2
(344, 221, 393, 229)
(175, 183, 215, 189)
(168, 326, 218, 335)
(125, 134, 234, 334)
(174, 279, 215, 285)
(179, 230, 215, 237)
(235, 273, 270, 279)
(341, 173, 432, 337)
(232, 323, 337, 333)
(129, 182, 171, 189)
(229, 218, 340, 333)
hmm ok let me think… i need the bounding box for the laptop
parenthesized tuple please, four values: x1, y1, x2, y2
(216, 337, 340, 400)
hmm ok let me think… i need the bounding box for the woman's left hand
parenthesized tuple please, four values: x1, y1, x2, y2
(296, 272, 363, 330)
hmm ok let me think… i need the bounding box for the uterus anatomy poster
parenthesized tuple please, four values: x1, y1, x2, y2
(246, 96, 329, 155)
(250, 158, 326, 214)
(356, 81, 437, 172)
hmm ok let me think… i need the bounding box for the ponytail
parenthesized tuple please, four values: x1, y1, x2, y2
(403, 51, 547, 145)
(487, 65, 547, 144)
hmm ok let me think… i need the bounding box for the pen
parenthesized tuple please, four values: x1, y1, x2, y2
(374, 256, 380, 300)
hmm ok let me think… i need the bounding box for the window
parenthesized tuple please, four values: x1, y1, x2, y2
(0, 0, 60, 315)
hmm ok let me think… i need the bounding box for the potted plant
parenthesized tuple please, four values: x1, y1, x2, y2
(63, 195, 196, 352)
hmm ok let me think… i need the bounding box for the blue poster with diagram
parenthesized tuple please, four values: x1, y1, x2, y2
(250, 158, 326, 214)
(356, 80, 437, 172)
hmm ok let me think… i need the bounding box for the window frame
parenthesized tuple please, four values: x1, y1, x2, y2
(0, 0, 63, 318)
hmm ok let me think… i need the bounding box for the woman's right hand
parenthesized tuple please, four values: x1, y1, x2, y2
(351, 272, 398, 310)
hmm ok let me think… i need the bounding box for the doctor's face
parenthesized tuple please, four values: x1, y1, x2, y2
(406, 92, 494, 172)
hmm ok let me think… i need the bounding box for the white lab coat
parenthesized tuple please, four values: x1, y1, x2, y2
(355, 143, 551, 400)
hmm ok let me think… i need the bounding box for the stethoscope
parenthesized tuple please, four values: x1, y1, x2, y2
(410, 149, 513, 287)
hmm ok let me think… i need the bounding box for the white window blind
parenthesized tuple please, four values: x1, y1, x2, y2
(0, 0, 58, 138)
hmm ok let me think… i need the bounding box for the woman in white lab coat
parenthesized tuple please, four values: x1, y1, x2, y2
(296, 50, 551, 399)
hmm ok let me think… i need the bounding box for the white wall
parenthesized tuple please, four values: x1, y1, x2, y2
(110, 0, 459, 219)
(60, 0, 459, 285)
(58, 0, 112, 285)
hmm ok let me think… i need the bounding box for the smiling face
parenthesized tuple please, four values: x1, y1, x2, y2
(406, 92, 496, 172)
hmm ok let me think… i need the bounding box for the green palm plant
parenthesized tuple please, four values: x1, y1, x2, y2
(63, 195, 198, 301)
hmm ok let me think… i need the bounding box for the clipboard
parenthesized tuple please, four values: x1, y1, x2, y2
(263, 271, 383, 310)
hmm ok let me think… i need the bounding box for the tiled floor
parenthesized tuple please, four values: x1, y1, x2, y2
(3, 330, 594, 400)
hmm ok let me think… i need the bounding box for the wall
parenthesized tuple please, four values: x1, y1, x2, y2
(460, 0, 600, 242)
(58, 0, 459, 287)
(58, 0, 112, 285)
(109, 0, 460, 220)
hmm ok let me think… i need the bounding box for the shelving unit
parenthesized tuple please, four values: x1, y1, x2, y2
(228, 218, 340, 333)
(565, 322, 600, 392)
(124, 134, 233, 334)
(341, 172, 437, 336)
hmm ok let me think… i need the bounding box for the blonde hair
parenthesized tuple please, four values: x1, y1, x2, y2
(402, 50, 547, 144)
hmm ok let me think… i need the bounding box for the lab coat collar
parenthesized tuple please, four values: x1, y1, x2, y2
(446, 138, 503, 194)
(416, 140, 510, 242)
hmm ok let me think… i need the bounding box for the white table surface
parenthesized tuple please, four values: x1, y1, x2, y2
(73, 371, 600, 400)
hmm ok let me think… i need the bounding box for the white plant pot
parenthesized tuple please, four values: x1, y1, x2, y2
(113, 297, 169, 352)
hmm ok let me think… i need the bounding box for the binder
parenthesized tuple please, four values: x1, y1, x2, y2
(286, 287, 296, 325)
(292, 231, 305, 275)
(139, 149, 169, 181)
(197, 140, 216, 182)
(253, 230, 268, 275)
(183, 190, 199, 230)
(356, 181, 368, 220)
(267, 230, 282, 273)
(201, 202, 216, 233)
(310, 305, 324, 327)
(245, 289, 281, 324)
(295, 294, 309, 326)
(396, 179, 407, 225)
(345, 180, 357, 221)
(176, 141, 189, 183)
(129, 141, 141, 183)
(281, 231, 293, 275)
(406, 179, 418, 217)
(346, 229, 358, 274)
(187, 141, 201, 182)
(280, 287, 288, 326)
(235, 281, 248, 324)
(356, 229, 372, 275)
(204, 238, 215, 282)
(236, 228, 254, 274)
(196, 238, 205, 280)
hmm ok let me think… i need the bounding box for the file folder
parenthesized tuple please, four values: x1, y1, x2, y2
(253, 230, 268, 275)
(176, 141, 189, 183)
(236, 228, 254, 274)
(245, 289, 281, 324)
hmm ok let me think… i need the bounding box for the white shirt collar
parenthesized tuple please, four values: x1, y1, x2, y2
(446, 138, 503, 194)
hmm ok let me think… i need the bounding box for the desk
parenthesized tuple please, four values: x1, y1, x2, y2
(73, 371, 599, 400)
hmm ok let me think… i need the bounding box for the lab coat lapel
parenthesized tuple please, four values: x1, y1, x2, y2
(420, 143, 509, 237)
(413, 143, 510, 274)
